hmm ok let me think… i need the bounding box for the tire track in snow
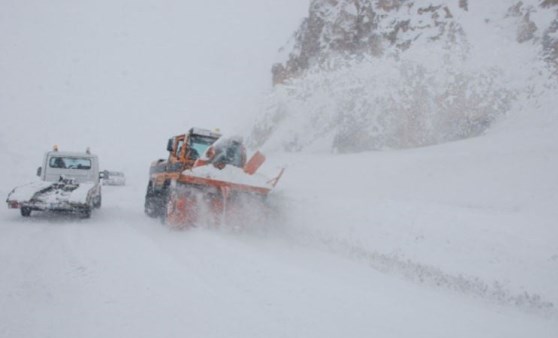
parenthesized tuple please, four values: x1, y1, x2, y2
(266, 189, 557, 318)
(288, 228, 557, 318)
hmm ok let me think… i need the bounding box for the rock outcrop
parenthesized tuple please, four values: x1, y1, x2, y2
(251, 0, 558, 153)
(272, 0, 467, 85)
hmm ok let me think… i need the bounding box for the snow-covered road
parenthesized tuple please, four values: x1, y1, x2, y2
(1, 181, 556, 338)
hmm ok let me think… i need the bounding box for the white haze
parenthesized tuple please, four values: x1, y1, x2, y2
(0, 0, 309, 185)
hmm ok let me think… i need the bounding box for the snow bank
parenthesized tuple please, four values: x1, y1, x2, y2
(266, 83, 558, 313)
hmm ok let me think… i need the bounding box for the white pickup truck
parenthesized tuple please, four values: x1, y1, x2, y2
(6, 149, 102, 218)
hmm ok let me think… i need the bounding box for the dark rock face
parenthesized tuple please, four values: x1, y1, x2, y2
(507, 2, 538, 43)
(543, 18, 558, 72)
(541, 1, 558, 72)
(272, 0, 466, 85)
(507, 1, 558, 72)
(541, 0, 558, 8)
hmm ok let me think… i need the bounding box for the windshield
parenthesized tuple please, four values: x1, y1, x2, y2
(190, 135, 218, 158)
(49, 157, 92, 170)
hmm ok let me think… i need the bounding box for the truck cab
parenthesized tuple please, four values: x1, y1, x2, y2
(164, 128, 222, 172)
(149, 128, 221, 177)
(145, 128, 222, 217)
(38, 150, 100, 184)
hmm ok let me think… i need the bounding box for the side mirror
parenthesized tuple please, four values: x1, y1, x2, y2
(166, 138, 174, 152)
(100, 170, 109, 179)
(36, 166, 42, 177)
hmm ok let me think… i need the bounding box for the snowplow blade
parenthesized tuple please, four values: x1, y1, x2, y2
(163, 166, 280, 228)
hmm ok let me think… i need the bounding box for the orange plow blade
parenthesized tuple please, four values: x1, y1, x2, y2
(164, 176, 271, 228)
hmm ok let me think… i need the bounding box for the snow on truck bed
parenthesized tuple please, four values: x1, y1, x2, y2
(7, 180, 53, 202)
(68, 183, 95, 203)
(8, 180, 95, 204)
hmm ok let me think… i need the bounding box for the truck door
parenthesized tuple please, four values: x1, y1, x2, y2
(167, 135, 186, 172)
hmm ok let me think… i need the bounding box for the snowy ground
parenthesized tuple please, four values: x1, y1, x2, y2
(0, 187, 556, 338)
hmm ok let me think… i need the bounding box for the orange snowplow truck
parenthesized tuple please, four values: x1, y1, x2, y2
(144, 127, 282, 227)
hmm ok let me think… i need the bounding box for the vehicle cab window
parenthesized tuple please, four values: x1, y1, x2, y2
(49, 157, 91, 170)
(189, 135, 217, 160)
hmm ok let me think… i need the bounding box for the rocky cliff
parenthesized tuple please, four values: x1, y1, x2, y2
(272, 0, 467, 85)
(250, 0, 558, 152)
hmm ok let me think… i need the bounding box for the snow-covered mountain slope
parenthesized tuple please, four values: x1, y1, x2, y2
(272, 0, 558, 82)
(271, 0, 468, 84)
(251, 0, 558, 152)
(265, 92, 558, 311)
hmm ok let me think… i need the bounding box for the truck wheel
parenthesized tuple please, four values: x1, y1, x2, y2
(145, 183, 167, 219)
(144, 184, 158, 217)
(94, 195, 102, 209)
(20, 207, 31, 217)
(156, 190, 169, 222)
(160, 190, 171, 224)
(79, 208, 91, 219)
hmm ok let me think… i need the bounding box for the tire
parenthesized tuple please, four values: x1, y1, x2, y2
(158, 189, 170, 223)
(145, 183, 165, 218)
(20, 207, 31, 217)
(144, 183, 156, 217)
(160, 190, 171, 225)
(79, 208, 91, 219)
(94, 194, 102, 209)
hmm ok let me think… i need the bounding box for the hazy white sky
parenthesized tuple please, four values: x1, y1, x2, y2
(0, 0, 309, 174)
